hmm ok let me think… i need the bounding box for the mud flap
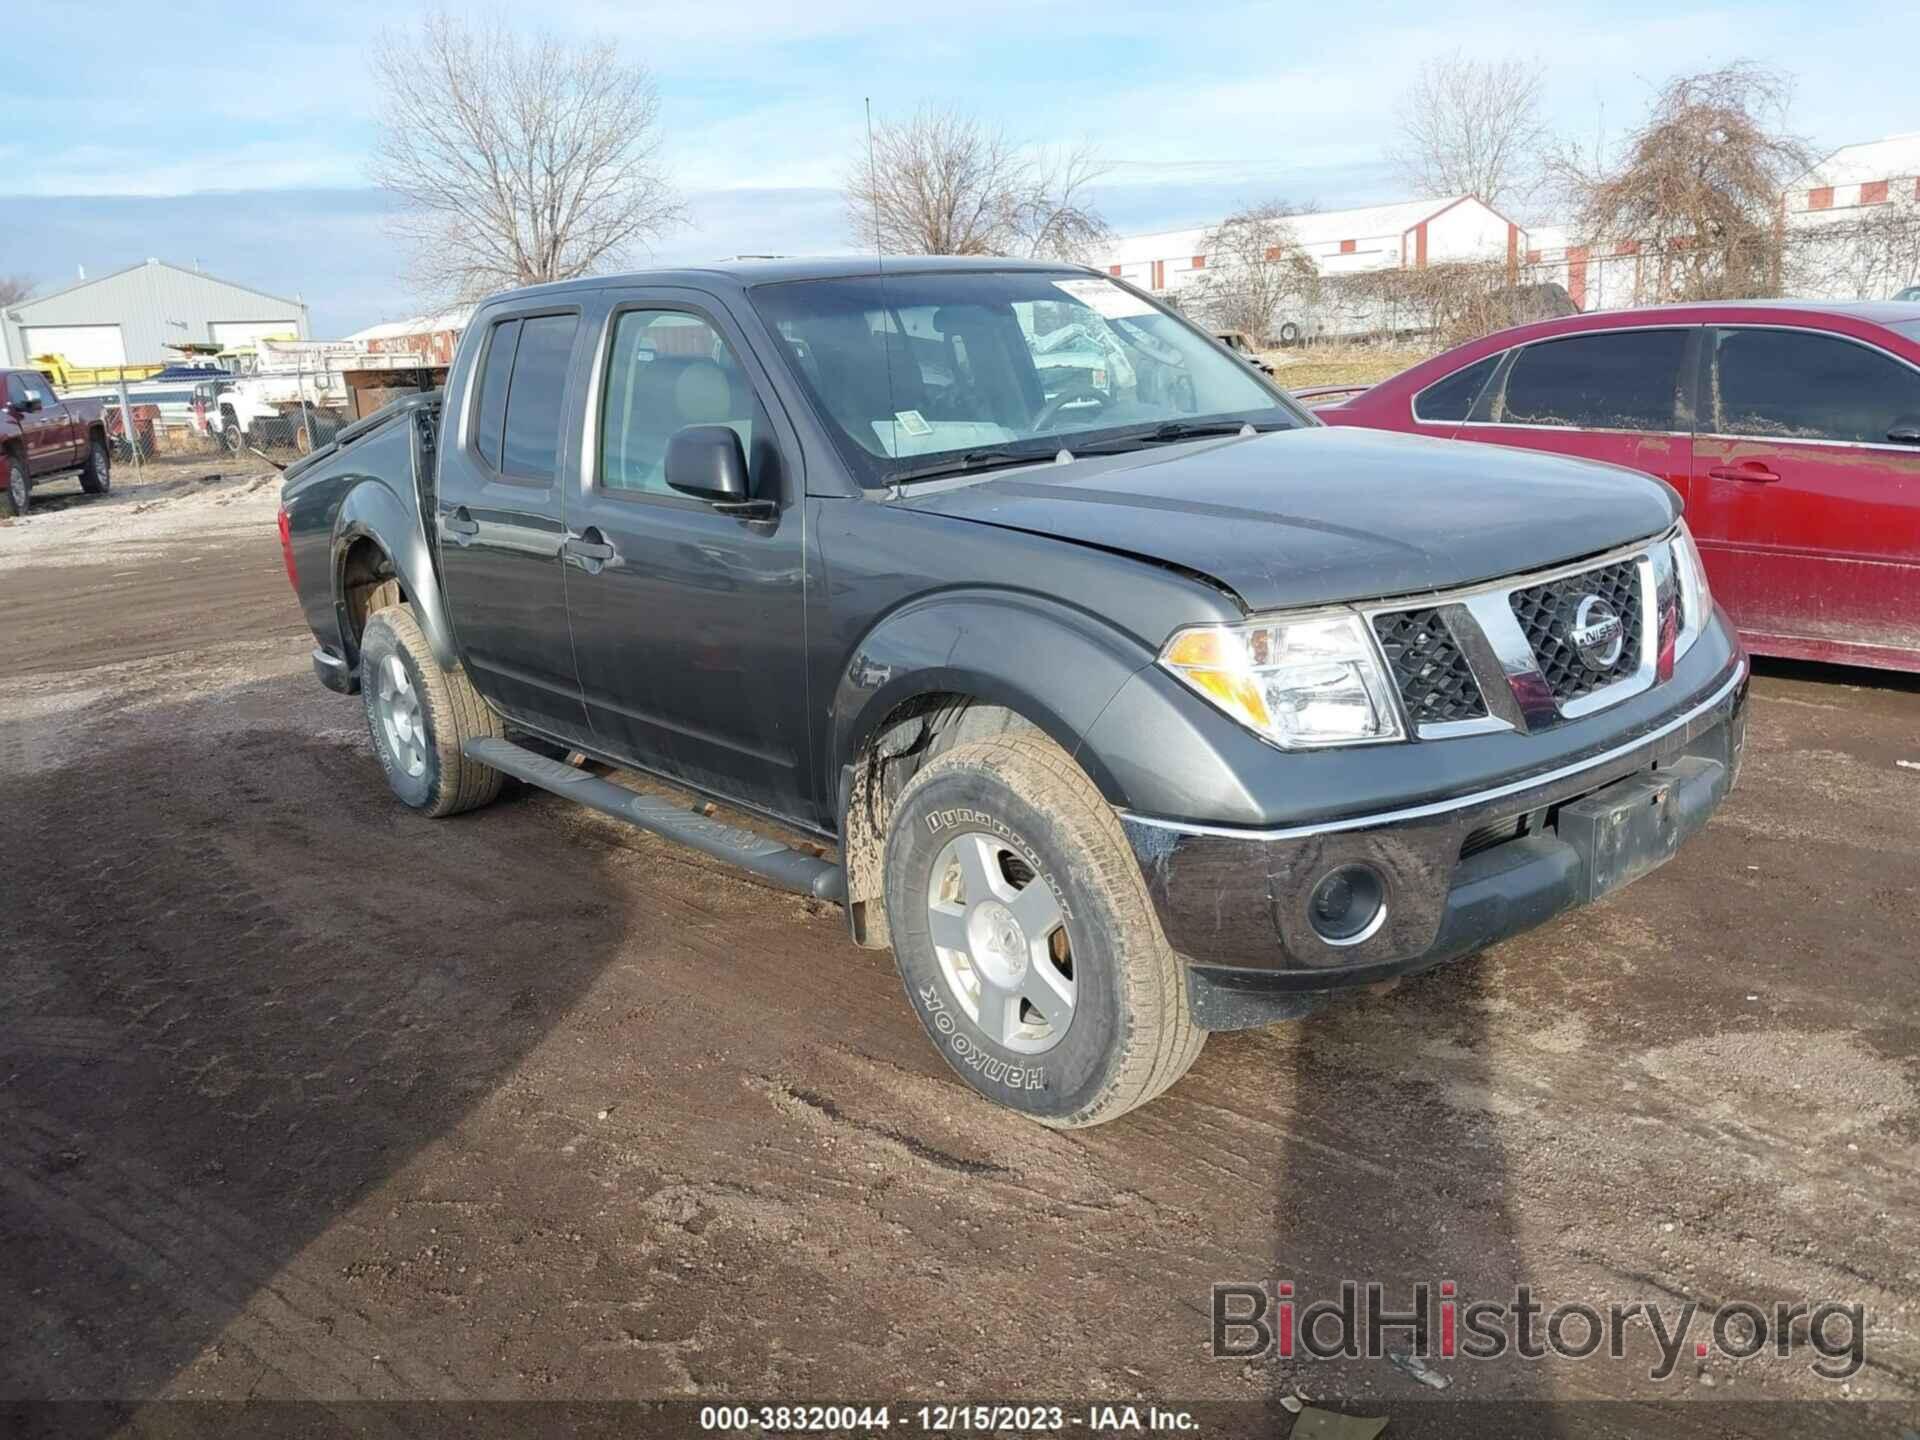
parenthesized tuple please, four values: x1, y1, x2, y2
(1557, 755, 1727, 902)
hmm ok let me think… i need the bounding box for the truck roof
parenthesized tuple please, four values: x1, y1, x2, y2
(485, 254, 1100, 305)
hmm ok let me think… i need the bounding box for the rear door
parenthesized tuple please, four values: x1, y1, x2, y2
(561, 289, 814, 822)
(1464, 326, 1698, 506)
(1692, 325, 1920, 656)
(434, 306, 594, 740)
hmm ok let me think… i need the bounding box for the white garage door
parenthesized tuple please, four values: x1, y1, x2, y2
(210, 319, 300, 349)
(23, 324, 127, 367)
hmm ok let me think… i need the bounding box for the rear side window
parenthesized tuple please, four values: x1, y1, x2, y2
(472, 319, 521, 469)
(1712, 328, 1920, 444)
(500, 315, 580, 480)
(1499, 329, 1688, 432)
(1413, 354, 1500, 422)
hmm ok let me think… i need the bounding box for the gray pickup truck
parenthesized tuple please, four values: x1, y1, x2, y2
(278, 257, 1747, 1127)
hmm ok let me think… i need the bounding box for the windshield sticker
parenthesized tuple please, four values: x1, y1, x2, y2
(894, 409, 933, 438)
(1052, 277, 1157, 319)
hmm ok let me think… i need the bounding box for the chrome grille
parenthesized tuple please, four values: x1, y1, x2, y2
(1508, 559, 1644, 704)
(1371, 608, 1487, 726)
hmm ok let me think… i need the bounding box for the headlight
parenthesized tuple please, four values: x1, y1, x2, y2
(1671, 521, 1712, 656)
(1159, 611, 1405, 749)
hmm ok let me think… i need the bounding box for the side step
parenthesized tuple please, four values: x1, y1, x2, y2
(463, 737, 845, 902)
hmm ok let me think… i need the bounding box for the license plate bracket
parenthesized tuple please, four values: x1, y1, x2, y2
(1557, 755, 1725, 902)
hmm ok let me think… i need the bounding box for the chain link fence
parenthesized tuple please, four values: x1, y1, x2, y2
(62, 364, 356, 471)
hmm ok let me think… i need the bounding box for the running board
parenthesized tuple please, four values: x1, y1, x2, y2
(463, 737, 845, 902)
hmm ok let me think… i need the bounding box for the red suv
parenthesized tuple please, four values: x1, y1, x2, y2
(1317, 302, 1920, 672)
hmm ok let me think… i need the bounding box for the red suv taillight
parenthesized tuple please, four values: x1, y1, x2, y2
(277, 507, 298, 590)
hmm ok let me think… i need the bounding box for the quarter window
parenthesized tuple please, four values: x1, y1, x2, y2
(1499, 329, 1688, 432)
(1413, 354, 1500, 423)
(598, 310, 757, 496)
(1711, 328, 1920, 444)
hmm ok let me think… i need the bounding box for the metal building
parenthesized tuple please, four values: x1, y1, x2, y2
(0, 257, 310, 369)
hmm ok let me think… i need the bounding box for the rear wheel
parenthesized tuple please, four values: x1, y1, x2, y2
(882, 730, 1203, 1127)
(3, 449, 28, 518)
(359, 601, 506, 817)
(79, 435, 111, 495)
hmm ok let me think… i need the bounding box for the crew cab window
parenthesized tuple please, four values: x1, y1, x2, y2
(1413, 354, 1500, 422)
(4, 375, 26, 407)
(500, 315, 579, 480)
(1711, 328, 1920, 444)
(1498, 329, 1688, 432)
(19, 372, 56, 407)
(598, 311, 757, 496)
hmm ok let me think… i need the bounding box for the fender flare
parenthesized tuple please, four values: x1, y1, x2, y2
(829, 589, 1153, 811)
(332, 479, 460, 672)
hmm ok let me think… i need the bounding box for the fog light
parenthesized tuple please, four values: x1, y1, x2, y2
(1307, 864, 1387, 946)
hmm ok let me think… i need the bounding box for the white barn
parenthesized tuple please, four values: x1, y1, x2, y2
(1782, 132, 1920, 300)
(1098, 195, 1526, 337)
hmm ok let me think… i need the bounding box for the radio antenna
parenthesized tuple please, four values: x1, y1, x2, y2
(867, 97, 902, 493)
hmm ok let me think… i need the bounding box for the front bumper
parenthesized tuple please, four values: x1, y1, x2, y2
(1121, 656, 1748, 1030)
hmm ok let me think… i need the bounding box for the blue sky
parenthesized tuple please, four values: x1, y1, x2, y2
(2, 0, 1911, 337)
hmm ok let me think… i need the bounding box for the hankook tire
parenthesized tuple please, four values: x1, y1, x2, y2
(882, 731, 1203, 1127)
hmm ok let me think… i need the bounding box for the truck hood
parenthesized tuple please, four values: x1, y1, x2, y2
(896, 426, 1679, 612)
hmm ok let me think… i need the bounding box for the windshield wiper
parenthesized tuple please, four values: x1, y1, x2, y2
(890, 446, 1062, 485)
(1072, 420, 1287, 455)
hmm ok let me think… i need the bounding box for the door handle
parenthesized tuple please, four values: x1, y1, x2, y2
(443, 507, 480, 541)
(1707, 463, 1780, 484)
(564, 530, 618, 565)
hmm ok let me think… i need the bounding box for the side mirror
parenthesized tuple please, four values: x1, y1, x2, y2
(21, 394, 42, 414)
(665, 424, 750, 503)
(1888, 416, 1920, 445)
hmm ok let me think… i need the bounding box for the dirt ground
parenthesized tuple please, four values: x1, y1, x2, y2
(2, 461, 1918, 1437)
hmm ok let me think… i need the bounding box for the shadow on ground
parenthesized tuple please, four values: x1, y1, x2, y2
(0, 689, 629, 1408)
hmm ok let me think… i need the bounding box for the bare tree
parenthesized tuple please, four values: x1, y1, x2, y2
(1185, 202, 1321, 342)
(1553, 63, 1811, 301)
(1007, 142, 1112, 263)
(847, 107, 1109, 261)
(1390, 52, 1550, 211)
(370, 10, 683, 305)
(0, 276, 33, 309)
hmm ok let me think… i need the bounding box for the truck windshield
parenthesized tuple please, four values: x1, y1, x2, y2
(751, 270, 1305, 486)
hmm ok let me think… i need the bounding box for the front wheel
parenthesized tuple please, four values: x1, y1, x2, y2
(79, 436, 111, 495)
(882, 731, 1203, 1127)
(359, 601, 506, 817)
(222, 420, 243, 456)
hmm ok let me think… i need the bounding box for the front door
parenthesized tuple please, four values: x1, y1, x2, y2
(1464, 325, 1698, 506)
(562, 292, 814, 824)
(1691, 325, 1920, 657)
(433, 307, 594, 741)
(13, 372, 73, 472)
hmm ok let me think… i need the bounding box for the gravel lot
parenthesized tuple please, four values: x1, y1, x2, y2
(2, 463, 1917, 1437)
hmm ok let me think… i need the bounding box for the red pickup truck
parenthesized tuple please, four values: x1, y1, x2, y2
(2, 368, 113, 517)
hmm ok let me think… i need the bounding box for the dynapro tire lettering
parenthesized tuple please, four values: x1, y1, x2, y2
(922, 809, 1073, 920)
(921, 985, 1048, 1091)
